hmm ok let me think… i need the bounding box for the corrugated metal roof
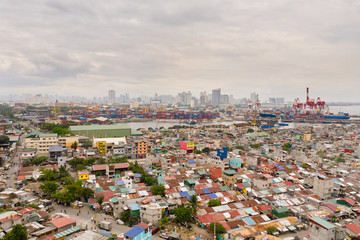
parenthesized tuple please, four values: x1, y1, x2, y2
(124, 226, 145, 238)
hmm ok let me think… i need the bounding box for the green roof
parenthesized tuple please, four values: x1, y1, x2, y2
(120, 188, 129, 193)
(223, 169, 237, 176)
(185, 179, 196, 184)
(26, 131, 58, 138)
(131, 130, 143, 136)
(109, 186, 118, 191)
(274, 207, 288, 213)
(197, 171, 207, 175)
(69, 124, 130, 131)
(310, 217, 336, 230)
(220, 186, 230, 191)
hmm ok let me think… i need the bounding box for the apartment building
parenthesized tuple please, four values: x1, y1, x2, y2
(25, 131, 58, 155)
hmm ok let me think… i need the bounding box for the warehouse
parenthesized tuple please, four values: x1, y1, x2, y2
(69, 124, 131, 138)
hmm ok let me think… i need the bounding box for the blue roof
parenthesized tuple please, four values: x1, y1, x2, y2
(209, 193, 218, 199)
(115, 180, 125, 186)
(129, 203, 140, 211)
(203, 188, 210, 194)
(125, 226, 145, 238)
(243, 217, 256, 225)
(187, 159, 196, 164)
(134, 173, 142, 178)
(97, 230, 113, 238)
(180, 191, 189, 197)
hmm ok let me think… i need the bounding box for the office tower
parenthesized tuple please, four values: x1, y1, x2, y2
(108, 90, 115, 105)
(212, 88, 221, 106)
(185, 91, 192, 106)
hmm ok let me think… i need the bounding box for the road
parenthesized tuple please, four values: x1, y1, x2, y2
(4, 132, 26, 188)
(52, 203, 163, 239)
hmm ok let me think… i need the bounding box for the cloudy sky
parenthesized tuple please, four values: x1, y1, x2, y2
(0, 0, 359, 101)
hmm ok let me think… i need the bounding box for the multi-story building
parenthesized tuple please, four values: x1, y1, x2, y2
(140, 202, 167, 226)
(222, 169, 238, 187)
(136, 140, 148, 157)
(313, 176, 334, 199)
(212, 88, 221, 106)
(109, 90, 115, 105)
(25, 131, 58, 155)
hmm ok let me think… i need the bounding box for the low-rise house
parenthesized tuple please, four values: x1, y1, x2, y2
(47, 217, 76, 233)
(124, 225, 152, 240)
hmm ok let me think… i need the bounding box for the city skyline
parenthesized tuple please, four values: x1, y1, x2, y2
(0, 1, 359, 101)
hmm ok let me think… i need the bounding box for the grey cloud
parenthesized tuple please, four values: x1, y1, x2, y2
(0, 0, 359, 101)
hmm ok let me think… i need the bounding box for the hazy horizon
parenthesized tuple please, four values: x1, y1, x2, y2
(1, 0, 359, 101)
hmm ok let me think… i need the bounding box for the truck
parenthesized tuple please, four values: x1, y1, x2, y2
(98, 221, 112, 231)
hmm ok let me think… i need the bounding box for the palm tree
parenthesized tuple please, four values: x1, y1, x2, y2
(188, 194, 200, 216)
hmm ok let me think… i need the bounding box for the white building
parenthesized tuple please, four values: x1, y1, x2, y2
(140, 202, 167, 226)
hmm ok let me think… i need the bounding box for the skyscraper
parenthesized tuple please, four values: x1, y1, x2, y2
(212, 88, 221, 106)
(108, 90, 115, 105)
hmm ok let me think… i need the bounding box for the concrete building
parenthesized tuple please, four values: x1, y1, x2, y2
(140, 202, 167, 225)
(212, 88, 221, 106)
(309, 217, 343, 240)
(136, 140, 148, 157)
(69, 124, 131, 138)
(109, 90, 115, 105)
(25, 131, 58, 155)
(313, 176, 334, 199)
(222, 169, 237, 187)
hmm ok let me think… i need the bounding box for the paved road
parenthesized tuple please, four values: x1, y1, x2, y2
(52, 203, 163, 239)
(4, 132, 26, 188)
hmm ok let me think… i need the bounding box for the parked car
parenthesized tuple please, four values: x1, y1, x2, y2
(159, 233, 169, 239)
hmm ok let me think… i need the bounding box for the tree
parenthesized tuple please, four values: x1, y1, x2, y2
(202, 147, 211, 154)
(97, 195, 104, 207)
(247, 128, 254, 133)
(209, 222, 227, 236)
(151, 184, 165, 196)
(39, 168, 59, 181)
(71, 141, 78, 150)
(40, 181, 59, 196)
(282, 143, 292, 152)
(144, 176, 154, 186)
(208, 199, 221, 207)
(3, 224, 28, 240)
(82, 140, 93, 148)
(174, 207, 192, 224)
(188, 194, 200, 215)
(266, 226, 277, 235)
(81, 188, 94, 200)
(52, 127, 71, 136)
(0, 135, 9, 145)
(159, 216, 169, 229)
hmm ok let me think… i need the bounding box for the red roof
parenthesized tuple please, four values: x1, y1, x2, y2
(284, 181, 294, 186)
(48, 217, 75, 228)
(321, 204, 339, 213)
(346, 223, 360, 235)
(18, 207, 36, 215)
(257, 205, 272, 212)
(197, 213, 226, 224)
(339, 198, 356, 206)
(137, 223, 149, 229)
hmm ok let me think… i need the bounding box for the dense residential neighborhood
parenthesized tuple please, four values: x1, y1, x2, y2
(1, 104, 360, 240)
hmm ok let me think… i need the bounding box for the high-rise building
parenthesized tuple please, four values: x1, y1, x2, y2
(250, 92, 258, 103)
(108, 90, 115, 105)
(212, 88, 221, 106)
(185, 91, 192, 106)
(200, 91, 207, 105)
